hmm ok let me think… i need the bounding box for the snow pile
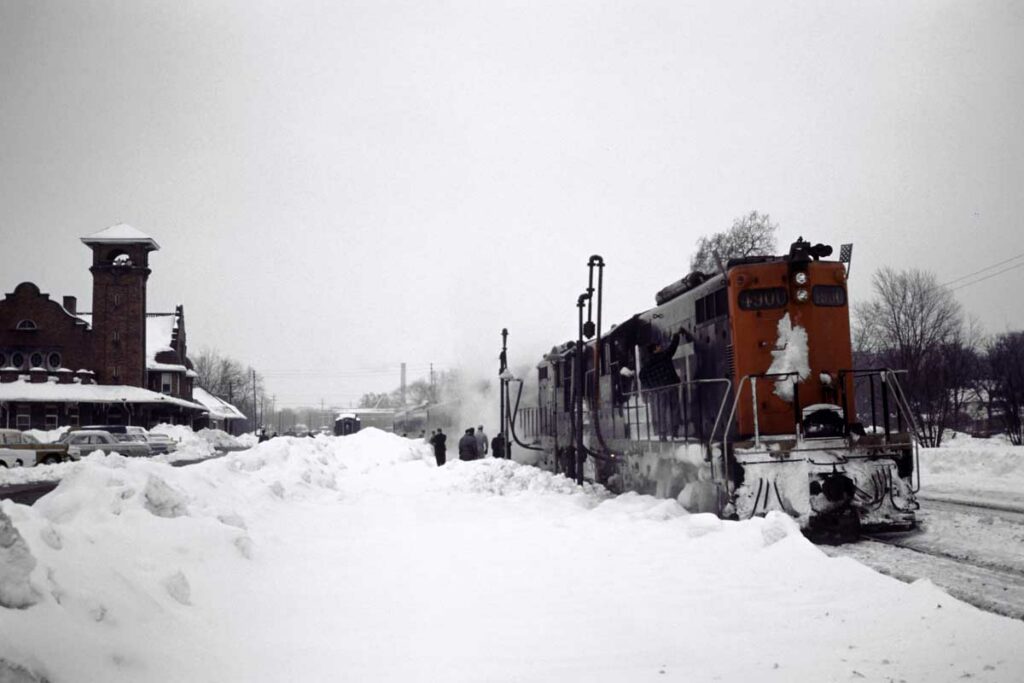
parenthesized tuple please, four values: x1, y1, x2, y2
(196, 428, 243, 449)
(919, 435, 1024, 503)
(0, 429, 1022, 681)
(149, 424, 216, 460)
(235, 432, 258, 448)
(0, 508, 40, 608)
(766, 313, 810, 401)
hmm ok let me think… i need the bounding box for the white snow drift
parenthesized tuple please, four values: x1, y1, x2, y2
(0, 429, 1022, 682)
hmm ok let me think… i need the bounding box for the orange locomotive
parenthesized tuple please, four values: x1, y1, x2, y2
(515, 239, 919, 537)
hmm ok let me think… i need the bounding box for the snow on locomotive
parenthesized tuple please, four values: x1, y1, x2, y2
(515, 238, 919, 537)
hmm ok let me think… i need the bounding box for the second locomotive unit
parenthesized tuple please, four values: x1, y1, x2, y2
(514, 238, 920, 536)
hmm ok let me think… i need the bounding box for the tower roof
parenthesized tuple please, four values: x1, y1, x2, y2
(80, 224, 160, 251)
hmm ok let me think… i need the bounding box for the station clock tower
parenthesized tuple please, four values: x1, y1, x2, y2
(81, 224, 160, 387)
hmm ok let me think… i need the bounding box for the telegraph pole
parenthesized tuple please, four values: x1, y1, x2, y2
(400, 362, 407, 406)
(251, 368, 258, 429)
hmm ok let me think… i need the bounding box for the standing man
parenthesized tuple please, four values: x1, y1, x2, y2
(458, 428, 480, 461)
(430, 428, 447, 467)
(475, 425, 489, 458)
(491, 432, 506, 460)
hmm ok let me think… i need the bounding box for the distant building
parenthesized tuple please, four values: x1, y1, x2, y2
(0, 224, 239, 430)
(192, 387, 247, 433)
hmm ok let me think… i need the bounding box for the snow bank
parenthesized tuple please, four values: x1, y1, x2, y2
(920, 434, 1024, 504)
(0, 428, 1022, 682)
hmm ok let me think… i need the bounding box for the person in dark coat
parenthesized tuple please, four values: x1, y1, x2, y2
(491, 432, 506, 460)
(429, 428, 447, 467)
(458, 428, 480, 461)
(639, 330, 683, 439)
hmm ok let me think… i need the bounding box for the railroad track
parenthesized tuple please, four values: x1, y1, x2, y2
(825, 516, 1024, 622)
(861, 530, 1024, 582)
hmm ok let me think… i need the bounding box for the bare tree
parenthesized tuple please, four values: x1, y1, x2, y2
(987, 331, 1024, 445)
(690, 210, 778, 273)
(854, 268, 968, 446)
(193, 347, 267, 427)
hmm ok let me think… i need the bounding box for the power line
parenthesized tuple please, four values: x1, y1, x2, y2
(948, 260, 1024, 293)
(940, 251, 1024, 288)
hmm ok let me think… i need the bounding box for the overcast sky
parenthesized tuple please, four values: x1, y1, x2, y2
(1, 0, 1022, 411)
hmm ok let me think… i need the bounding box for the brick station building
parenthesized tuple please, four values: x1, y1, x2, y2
(0, 225, 217, 430)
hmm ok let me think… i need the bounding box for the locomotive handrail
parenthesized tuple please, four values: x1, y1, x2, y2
(709, 371, 800, 499)
(837, 367, 923, 493)
(882, 369, 922, 493)
(619, 377, 732, 449)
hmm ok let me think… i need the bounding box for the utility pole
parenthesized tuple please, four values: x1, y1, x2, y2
(320, 398, 325, 429)
(399, 362, 407, 405)
(251, 368, 258, 429)
(430, 363, 435, 402)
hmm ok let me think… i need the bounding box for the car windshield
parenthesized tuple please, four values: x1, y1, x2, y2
(22, 433, 40, 444)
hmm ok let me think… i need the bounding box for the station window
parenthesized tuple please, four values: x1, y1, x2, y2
(44, 407, 58, 430)
(16, 319, 37, 330)
(30, 352, 44, 368)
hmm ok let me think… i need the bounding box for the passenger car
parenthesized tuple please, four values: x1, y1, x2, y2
(59, 430, 152, 460)
(0, 429, 70, 467)
(144, 432, 177, 455)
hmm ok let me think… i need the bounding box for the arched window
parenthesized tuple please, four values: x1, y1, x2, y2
(16, 319, 37, 330)
(113, 253, 133, 267)
(48, 352, 62, 370)
(30, 352, 44, 368)
(11, 352, 25, 369)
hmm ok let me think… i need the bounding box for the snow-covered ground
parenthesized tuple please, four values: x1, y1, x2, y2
(918, 432, 1024, 506)
(2, 429, 1023, 682)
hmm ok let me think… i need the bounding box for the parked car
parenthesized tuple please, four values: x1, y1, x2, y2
(145, 432, 177, 455)
(59, 430, 152, 460)
(0, 429, 71, 467)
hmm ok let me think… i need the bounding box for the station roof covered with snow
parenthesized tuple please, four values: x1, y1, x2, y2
(0, 378, 207, 411)
(192, 387, 246, 421)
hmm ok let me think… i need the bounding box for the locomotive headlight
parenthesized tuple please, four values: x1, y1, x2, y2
(794, 272, 808, 285)
(796, 288, 809, 302)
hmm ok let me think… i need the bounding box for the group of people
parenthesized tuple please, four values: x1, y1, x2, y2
(427, 425, 507, 466)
